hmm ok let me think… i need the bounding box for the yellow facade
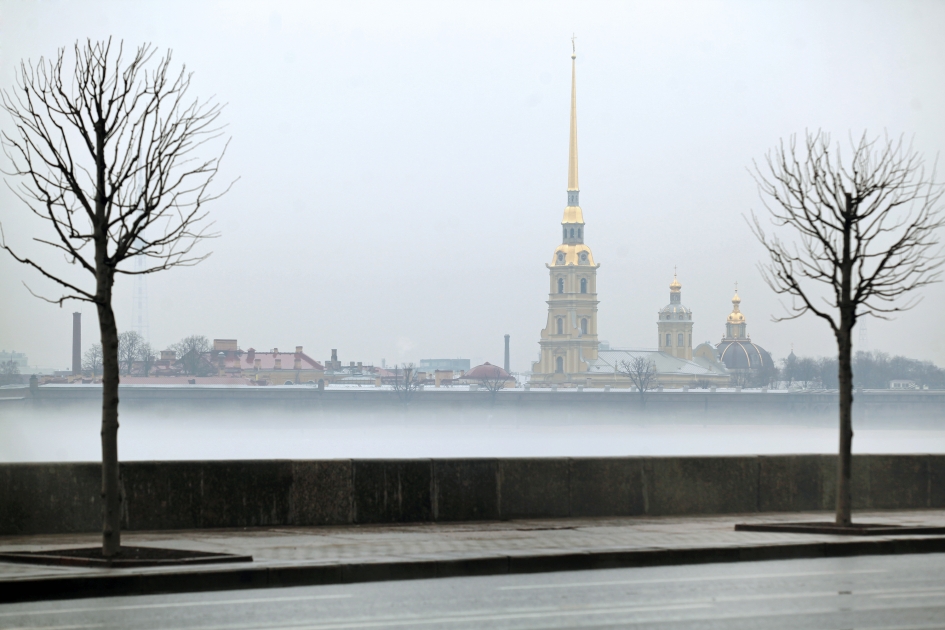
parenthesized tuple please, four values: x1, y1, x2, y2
(656, 274, 693, 361)
(532, 48, 600, 382)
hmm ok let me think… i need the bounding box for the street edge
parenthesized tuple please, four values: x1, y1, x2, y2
(2, 536, 944, 605)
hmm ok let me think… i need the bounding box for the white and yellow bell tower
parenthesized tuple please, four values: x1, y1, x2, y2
(532, 43, 600, 382)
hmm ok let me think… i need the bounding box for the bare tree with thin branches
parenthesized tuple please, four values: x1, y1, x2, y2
(118, 330, 144, 376)
(391, 363, 422, 404)
(749, 131, 944, 526)
(0, 39, 231, 555)
(474, 362, 513, 405)
(617, 355, 658, 408)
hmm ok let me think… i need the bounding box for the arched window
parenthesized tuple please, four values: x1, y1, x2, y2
(563, 227, 567, 240)
(580, 278, 587, 293)
(666, 333, 671, 347)
(581, 318, 588, 334)
(556, 318, 563, 334)
(577, 228, 582, 239)
(555, 356, 564, 373)
(570, 228, 574, 238)
(678, 333, 684, 346)
(557, 278, 564, 293)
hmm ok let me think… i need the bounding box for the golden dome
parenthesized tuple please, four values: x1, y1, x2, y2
(727, 290, 745, 324)
(670, 274, 681, 292)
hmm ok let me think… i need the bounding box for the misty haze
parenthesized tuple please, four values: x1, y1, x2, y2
(3, 3, 945, 626)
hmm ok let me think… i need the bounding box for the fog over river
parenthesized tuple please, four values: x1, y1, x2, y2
(2, 404, 943, 462)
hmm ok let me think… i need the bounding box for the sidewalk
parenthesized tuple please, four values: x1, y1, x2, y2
(2, 509, 944, 604)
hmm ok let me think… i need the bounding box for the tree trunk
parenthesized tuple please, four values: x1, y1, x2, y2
(836, 192, 855, 526)
(835, 322, 854, 525)
(97, 289, 122, 556)
(93, 114, 121, 556)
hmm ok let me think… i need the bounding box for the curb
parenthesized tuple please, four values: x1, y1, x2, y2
(3, 536, 945, 604)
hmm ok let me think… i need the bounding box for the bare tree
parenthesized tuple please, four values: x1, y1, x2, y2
(0, 40, 230, 555)
(83, 343, 104, 376)
(617, 355, 658, 408)
(172, 335, 212, 375)
(750, 131, 944, 526)
(138, 342, 155, 377)
(0, 359, 20, 376)
(729, 368, 752, 389)
(118, 330, 144, 375)
(391, 363, 421, 404)
(475, 362, 512, 404)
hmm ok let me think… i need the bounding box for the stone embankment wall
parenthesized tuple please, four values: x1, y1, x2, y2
(1, 455, 942, 535)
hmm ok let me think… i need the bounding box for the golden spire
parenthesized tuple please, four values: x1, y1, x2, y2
(670, 267, 681, 292)
(567, 36, 579, 194)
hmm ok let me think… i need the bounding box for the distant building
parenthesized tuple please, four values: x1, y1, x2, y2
(456, 362, 516, 388)
(0, 350, 28, 369)
(419, 359, 470, 373)
(657, 274, 693, 360)
(715, 290, 773, 371)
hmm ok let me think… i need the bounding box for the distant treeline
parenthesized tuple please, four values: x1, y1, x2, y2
(767, 351, 945, 390)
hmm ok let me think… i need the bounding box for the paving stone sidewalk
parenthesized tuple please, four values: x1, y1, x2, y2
(2, 510, 944, 602)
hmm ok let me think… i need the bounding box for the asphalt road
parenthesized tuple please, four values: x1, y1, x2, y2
(1, 554, 944, 629)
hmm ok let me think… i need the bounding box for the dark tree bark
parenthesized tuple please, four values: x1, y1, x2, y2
(750, 131, 943, 525)
(1, 40, 231, 555)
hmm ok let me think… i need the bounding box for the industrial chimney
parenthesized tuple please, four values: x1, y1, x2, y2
(72, 312, 81, 375)
(504, 334, 510, 373)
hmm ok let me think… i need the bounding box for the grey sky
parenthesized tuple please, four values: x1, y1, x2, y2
(2, 0, 944, 371)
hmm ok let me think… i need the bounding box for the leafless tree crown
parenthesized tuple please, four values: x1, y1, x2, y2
(749, 131, 944, 333)
(0, 39, 232, 305)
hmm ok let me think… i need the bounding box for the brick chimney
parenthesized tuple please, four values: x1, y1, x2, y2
(72, 312, 81, 375)
(247, 348, 255, 364)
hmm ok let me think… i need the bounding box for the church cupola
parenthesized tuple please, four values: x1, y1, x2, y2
(725, 290, 747, 339)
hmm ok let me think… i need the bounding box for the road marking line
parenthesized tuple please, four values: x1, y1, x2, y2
(0, 594, 351, 618)
(498, 568, 887, 590)
(176, 603, 714, 630)
(874, 591, 945, 600)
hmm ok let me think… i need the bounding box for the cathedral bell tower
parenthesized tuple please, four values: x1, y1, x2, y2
(533, 43, 600, 382)
(657, 273, 693, 361)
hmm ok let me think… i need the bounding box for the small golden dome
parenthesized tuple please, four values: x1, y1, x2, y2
(669, 274, 681, 292)
(727, 290, 745, 324)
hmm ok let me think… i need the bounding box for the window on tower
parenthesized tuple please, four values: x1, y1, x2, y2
(577, 228, 582, 239)
(678, 333, 684, 346)
(556, 318, 563, 334)
(557, 278, 564, 293)
(666, 333, 671, 346)
(570, 228, 574, 238)
(556, 356, 564, 373)
(580, 278, 587, 293)
(581, 318, 588, 334)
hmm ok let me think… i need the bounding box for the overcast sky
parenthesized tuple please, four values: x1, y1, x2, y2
(1, 0, 944, 371)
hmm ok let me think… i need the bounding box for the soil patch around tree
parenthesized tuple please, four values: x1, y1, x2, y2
(734, 522, 945, 536)
(0, 546, 252, 568)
